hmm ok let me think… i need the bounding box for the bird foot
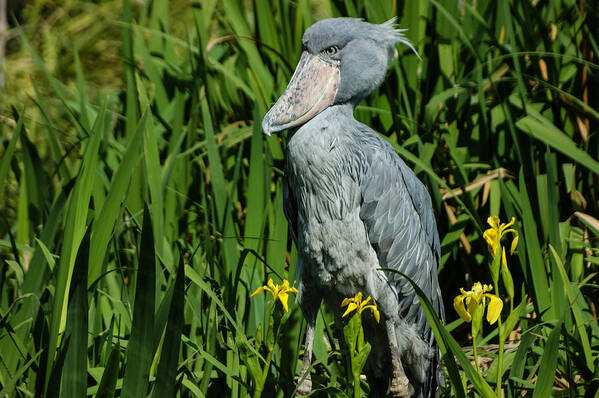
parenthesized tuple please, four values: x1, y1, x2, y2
(296, 373, 312, 396)
(390, 359, 410, 398)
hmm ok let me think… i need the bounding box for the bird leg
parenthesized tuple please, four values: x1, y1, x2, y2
(296, 315, 316, 396)
(386, 320, 410, 398)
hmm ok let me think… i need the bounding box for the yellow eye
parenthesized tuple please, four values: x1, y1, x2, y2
(323, 45, 338, 56)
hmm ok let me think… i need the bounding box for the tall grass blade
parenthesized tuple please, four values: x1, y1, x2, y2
(61, 225, 90, 397)
(122, 0, 139, 139)
(88, 112, 146, 286)
(532, 318, 563, 398)
(121, 205, 156, 398)
(516, 113, 599, 174)
(549, 245, 593, 372)
(153, 254, 185, 397)
(96, 343, 121, 398)
(518, 169, 552, 320)
(45, 104, 104, 392)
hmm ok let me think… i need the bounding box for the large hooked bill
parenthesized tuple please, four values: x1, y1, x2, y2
(262, 52, 340, 135)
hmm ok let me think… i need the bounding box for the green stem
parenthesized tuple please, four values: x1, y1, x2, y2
(494, 280, 504, 398)
(472, 332, 479, 373)
(353, 369, 360, 398)
(253, 348, 273, 398)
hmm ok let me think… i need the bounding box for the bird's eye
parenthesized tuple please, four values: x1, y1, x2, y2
(322, 46, 338, 56)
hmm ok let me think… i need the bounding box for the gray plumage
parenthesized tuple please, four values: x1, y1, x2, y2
(263, 17, 444, 398)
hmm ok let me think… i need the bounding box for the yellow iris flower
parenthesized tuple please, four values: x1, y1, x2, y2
(341, 292, 380, 323)
(483, 216, 519, 258)
(250, 278, 298, 312)
(453, 282, 503, 324)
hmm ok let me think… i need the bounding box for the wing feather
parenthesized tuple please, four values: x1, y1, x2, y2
(359, 134, 445, 339)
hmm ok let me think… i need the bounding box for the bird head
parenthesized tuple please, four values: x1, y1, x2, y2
(262, 17, 418, 136)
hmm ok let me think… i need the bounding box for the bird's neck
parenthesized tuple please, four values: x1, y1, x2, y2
(328, 103, 356, 119)
(287, 103, 356, 140)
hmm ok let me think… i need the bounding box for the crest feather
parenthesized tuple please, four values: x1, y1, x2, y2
(380, 17, 421, 60)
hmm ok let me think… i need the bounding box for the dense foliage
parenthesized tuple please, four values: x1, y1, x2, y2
(0, 0, 598, 396)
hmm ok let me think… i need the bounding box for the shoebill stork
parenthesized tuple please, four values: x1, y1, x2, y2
(262, 18, 445, 397)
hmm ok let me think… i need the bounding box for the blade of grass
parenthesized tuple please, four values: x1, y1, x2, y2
(153, 253, 185, 397)
(61, 225, 91, 397)
(88, 112, 146, 286)
(122, 0, 139, 139)
(45, 103, 104, 392)
(143, 109, 165, 262)
(549, 245, 593, 372)
(121, 205, 156, 398)
(514, 99, 599, 174)
(96, 343, 121, 398)
(531, 318, 563, 398)
(200, 98, 239, 273)
(518, 168, 552, 320)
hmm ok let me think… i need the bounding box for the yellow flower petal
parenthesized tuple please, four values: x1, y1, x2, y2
(371, 306, 380, 323)
(508, 231, 519, 254)
(483, 228, 499, 255)
(278, 292, 290, 312)
(502, 246, 507, 267)
(485, 294, 503, 324)
(341, 292, 380, 322)
(484, 216, 519, 258)
(487, 216, 501, 229)
(250, 286, 266, 297)
(250, 279, 297, 311)
(501, 217, 515, 232)
(471, 282, 489, 301)
(453, 295, 472, 322)
(342, 302, 358, 318)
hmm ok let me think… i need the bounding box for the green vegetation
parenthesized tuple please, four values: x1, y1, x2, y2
(1, 0, 598, 396)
